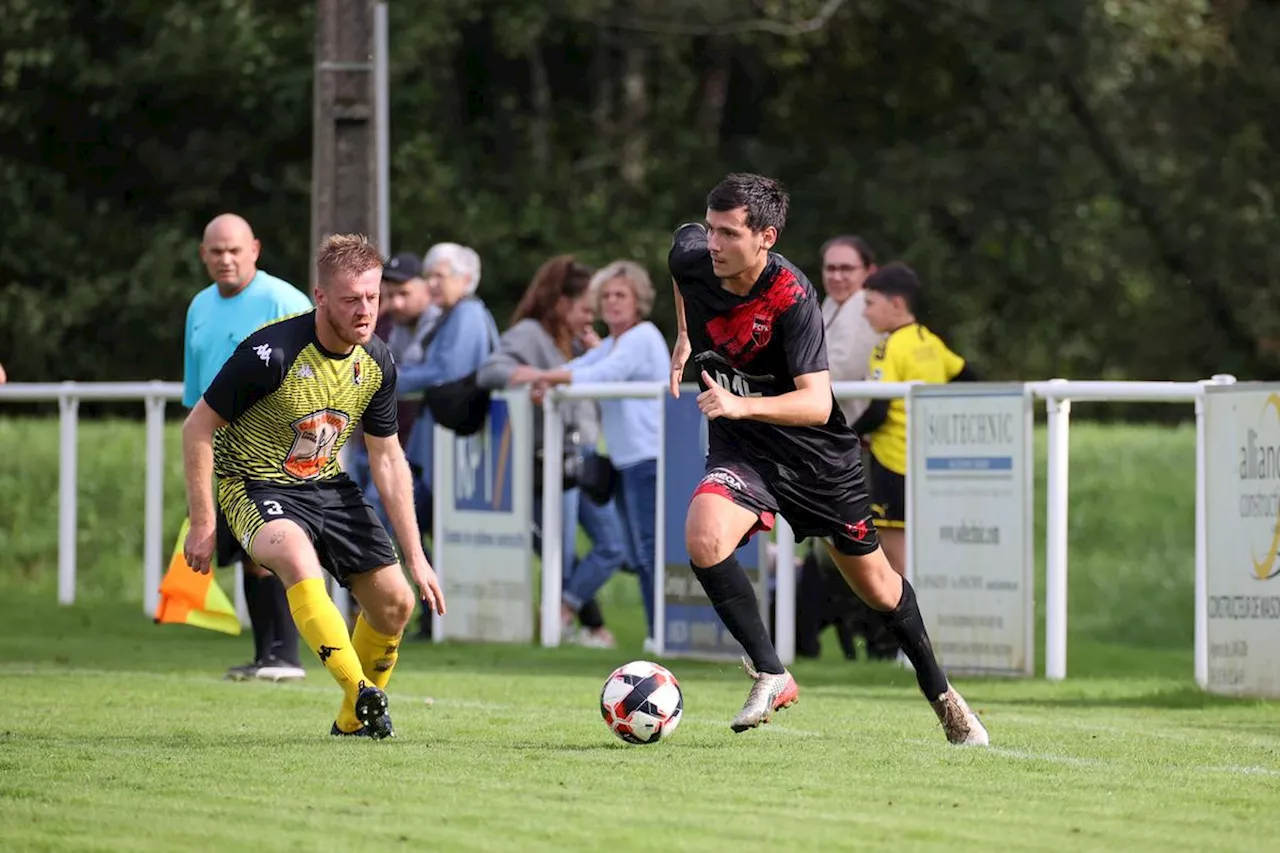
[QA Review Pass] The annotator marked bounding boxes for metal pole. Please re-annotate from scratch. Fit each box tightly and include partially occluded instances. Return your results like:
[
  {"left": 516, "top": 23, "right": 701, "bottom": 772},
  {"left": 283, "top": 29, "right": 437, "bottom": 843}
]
[
  {"left": 653, "top": 392, "right": 667, "bottom": 655},
  {"left": 57, "top": 388, "right": 79, "bottom": 605},
  {"left": 142, "top": 390, "right": 167, "bottom": 616},
  {"left": 373, "top": 2, "right": 390, "bottom": 255},
  {"left": 540, "top": 397, "right": 564, "bottom": 647},
  {"left": 1044, "top": 379, "right": 1071, "bottom": 680}
]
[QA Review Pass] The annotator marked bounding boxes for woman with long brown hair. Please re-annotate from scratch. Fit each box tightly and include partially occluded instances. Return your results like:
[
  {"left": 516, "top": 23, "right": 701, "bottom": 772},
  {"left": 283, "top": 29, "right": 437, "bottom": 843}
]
[{"left": 478, "top": 255, "right": 628, "bottom": 648}]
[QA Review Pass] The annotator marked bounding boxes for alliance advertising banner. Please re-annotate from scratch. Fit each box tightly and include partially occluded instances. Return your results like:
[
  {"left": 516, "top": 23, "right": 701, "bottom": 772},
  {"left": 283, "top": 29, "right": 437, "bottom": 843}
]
[
  {"left": 908, "top": 383, "right": 1035, "bottom": 676},
  {"left": 1203, "top": 383, "right": 1280, "bottom": 697}
]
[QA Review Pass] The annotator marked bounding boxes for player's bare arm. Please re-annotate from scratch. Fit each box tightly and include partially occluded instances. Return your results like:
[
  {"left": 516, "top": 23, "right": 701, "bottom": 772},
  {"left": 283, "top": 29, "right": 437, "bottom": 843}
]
[
  {"left": 364, "top": 432, "right": 446, "bottom": 615},
  {"left": 670, "top": 279, "right": 691, "bottom": 398},
  {"left": 697, "top": 369, "right": 832, "bottom": 427},
  {"left": 181, "top": 399, "right": 229, "bottom": 573}
]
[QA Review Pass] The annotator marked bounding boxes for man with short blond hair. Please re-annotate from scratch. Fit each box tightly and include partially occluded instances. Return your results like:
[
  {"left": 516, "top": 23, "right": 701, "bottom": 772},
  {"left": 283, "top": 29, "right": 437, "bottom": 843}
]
[{"left": 181, "top": 233, "right": 446, "bottom": 739}]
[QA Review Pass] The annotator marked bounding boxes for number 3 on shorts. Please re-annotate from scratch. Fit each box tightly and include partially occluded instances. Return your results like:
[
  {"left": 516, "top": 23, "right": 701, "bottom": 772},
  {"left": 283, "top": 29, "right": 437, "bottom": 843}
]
[{"left": 261, "top": 499, "right": 284, "bottom": 517}]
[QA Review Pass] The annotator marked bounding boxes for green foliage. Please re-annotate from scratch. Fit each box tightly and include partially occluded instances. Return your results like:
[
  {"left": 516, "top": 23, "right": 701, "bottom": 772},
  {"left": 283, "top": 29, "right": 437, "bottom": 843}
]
[{"left": 1, "top": 0, "right": 1278, "bottom": 383}]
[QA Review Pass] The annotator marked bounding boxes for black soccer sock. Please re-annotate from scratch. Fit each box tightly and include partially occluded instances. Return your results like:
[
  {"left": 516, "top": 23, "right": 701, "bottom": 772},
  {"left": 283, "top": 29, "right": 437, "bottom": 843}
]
[
  {"left": 265, "top": 572, "right": 302, "bottom": 666},
  {"left": 578, "top": 598, "right": 605, "bottom": 630},
  {"left": 692, "top": 555, "right": 785, "bottom": 675},
  {"left": 880, "top": 578, "right": 950, "bottom": 700},
  {"left": 241, "top": 568, "right": 271, "bottom": 663}
]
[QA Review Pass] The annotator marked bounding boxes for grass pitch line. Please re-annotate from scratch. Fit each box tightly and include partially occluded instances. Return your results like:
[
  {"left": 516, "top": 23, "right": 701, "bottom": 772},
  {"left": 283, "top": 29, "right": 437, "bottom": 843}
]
[
  {"left": 0, "top": 662, "right": 829, "bottom": 735},
  {"left": 905, "top": 738, "right": 1280, "bottom": 779}
]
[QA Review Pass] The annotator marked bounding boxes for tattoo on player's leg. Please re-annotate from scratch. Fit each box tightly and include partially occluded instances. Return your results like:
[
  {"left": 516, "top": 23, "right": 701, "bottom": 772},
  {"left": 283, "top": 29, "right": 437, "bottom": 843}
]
[{"left": 269, "top": 530, "right": 286, "bottom": 545}]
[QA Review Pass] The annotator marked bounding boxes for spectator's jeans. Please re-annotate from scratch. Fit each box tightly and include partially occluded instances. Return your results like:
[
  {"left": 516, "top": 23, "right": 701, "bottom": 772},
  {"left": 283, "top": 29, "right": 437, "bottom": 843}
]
[
  {"left": 546, "top": 450, "right": 627, "bottom": 616},
  {"left": 614, "top": 458, "right": 658, "bottom": 638},
  {"left": 533, "top": 487, "right": 581, "bottom": 589},
  {"left": 561, "top": 493, "right": 627, "bottom": 615}
]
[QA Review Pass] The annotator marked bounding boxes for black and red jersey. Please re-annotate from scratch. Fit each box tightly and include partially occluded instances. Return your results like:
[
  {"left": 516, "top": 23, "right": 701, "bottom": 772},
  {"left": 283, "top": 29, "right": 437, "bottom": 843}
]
[{"left": 668, "top": 223, "right": 862, "bottom": 480}]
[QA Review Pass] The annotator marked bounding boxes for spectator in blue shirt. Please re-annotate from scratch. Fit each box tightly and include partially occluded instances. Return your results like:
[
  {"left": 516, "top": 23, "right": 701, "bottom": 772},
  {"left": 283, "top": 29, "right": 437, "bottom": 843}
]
[
  {"left": 183, "top": 213, "right": 312, "bottom": 682},
  {"left": 511, "top": 260, "right": 670, "bottom": 649},
  {"left": 396, "top": 243, "right": 499, "bottom": 491},
  {"left": 390, "top": 243, "right": 498, "bottom": 637}
]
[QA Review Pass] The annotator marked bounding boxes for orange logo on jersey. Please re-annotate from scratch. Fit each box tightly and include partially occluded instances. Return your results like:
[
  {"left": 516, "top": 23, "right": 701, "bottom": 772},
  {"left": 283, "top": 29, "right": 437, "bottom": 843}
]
[{"left": 283, "top": 409, "right": 350, "bottom": 479}]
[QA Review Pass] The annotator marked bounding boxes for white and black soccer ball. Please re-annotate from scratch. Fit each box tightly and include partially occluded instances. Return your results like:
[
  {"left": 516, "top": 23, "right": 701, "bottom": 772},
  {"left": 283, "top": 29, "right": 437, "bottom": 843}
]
[{"left": 599, "top": 660, "right": 684, "bottom": 745}]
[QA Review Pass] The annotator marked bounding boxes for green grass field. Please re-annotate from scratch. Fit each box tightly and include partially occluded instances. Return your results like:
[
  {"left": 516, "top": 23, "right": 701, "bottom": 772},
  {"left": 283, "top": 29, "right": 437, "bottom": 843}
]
[{"left": 1, "top": 417, "right": 1278, "bottom": 852}]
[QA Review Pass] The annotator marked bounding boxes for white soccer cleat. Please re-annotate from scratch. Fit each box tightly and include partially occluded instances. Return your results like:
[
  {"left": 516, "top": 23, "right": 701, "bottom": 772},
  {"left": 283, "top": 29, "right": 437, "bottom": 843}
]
[
  {"left": 930, "top": 685, "right": 990, "bottom": 746},
  {"left": 730, "top": 657, "right": 799, "bottom": 732}
]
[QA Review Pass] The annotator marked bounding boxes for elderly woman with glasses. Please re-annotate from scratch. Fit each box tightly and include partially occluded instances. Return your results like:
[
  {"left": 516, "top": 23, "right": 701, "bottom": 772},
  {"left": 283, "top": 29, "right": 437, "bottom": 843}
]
[{"left": 510, "top": 260, "right": 670, "bottom": 651}]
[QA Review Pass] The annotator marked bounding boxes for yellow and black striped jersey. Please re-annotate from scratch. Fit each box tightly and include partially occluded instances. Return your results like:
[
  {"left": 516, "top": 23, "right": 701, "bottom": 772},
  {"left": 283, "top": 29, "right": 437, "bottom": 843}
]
[
  {"left": 203, "top": 311, "right": 398, "bottom": 484},
  {"left": 866, "top": 322, "right": 965, "bottom": 475}
]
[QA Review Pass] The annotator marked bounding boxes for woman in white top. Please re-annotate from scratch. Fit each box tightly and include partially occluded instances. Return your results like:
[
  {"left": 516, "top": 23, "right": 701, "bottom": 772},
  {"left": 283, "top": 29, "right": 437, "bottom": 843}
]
[{"left": 513, "top": 260, "right": 671, "bottom": 649}]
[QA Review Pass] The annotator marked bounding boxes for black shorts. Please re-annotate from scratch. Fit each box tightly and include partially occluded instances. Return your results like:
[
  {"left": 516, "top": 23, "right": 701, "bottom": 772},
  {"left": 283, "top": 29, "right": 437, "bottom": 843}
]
[
  {"left": 216, "top": 475, "right": 399, "bottom": 587},
  {"left": 692, "top": 450, "right": 879, "bottom": 556},
  {"left": 215, "top": 508, "right": 247, "bottom": 568},
  {"left": 867, "top": 453, "right": 906, "bottom": 529}
]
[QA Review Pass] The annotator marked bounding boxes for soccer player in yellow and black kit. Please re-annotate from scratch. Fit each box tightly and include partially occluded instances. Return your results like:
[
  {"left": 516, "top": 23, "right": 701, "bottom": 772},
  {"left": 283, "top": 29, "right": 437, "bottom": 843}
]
[
  {"left": 181, "top": 233, "right": 445, "bottom": 739},
  {"left": 854, "top": 261, "right": 977, "bottom": 581}
]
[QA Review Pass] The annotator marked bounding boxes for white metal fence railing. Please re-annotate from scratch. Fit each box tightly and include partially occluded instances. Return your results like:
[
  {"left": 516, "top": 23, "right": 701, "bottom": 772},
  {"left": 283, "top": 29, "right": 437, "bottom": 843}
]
[{"left": 0, "top": 375, "right": 1235, "bottom": 681}]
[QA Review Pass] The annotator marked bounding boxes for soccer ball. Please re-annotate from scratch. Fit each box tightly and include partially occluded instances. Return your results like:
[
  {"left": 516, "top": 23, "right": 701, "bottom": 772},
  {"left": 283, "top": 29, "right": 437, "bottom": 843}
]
[{"left": 599, "top": 660, "right": 684, "bottom": 745}]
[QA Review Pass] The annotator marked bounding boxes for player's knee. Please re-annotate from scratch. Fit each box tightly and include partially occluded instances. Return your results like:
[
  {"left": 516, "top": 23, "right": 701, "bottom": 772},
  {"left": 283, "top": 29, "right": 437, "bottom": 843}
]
[
  {"left": 249, "top": 521, "right": 320, "bottom": 587},
  {"left": 370, "top": 580, "right": 416, "bottom": 633},
  {"left": 686, "top": 525, "right": 731, "bottom": 568},
  {"left": 245, "top": 560, "right": 272, "bottom": 579}
]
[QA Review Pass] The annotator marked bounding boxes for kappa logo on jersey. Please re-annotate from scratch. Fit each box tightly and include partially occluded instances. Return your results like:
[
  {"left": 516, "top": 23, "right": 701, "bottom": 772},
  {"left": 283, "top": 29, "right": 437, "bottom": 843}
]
[
  {"left": 704, "top": 267, "right": 804, "bottom": 366},
  {"left": 254, "top": 343, "right": 272, "bottom": 365},
  {"left": 283, "top": 409, "right": 351, "bottom": 479},
  {"left": 846, "top": 519, "right": 870, "bottom": 542},
  {"left": 297, "top": 365, "right": 314, "bottom": 379}
]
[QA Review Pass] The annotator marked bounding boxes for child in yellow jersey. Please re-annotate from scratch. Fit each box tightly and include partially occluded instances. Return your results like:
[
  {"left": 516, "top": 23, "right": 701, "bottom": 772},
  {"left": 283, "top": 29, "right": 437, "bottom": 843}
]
[{"left": 852, "top": 262, "right": 977, "bottom": 578}]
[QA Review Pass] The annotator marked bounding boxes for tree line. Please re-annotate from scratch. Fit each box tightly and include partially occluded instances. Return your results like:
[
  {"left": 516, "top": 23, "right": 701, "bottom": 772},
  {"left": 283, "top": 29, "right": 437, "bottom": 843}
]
[{"left": 2, "top": 0, "right": 1276, "bottom": 406}]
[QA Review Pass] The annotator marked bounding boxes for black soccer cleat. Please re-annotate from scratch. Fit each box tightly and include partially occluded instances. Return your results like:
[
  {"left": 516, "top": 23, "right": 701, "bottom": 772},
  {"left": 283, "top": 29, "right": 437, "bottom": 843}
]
[
  {"left": 354, "top": 684, "right": 395, "bottom": 740},
  {"left": 330, "top": 721, "right": 370, "bottom": 737}
]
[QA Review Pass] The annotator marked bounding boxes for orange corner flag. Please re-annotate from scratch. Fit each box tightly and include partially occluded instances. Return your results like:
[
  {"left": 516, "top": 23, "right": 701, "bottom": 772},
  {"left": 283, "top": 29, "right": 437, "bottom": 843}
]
[{"left": 153, "top": 518, "right": 243, "bottom": 635}]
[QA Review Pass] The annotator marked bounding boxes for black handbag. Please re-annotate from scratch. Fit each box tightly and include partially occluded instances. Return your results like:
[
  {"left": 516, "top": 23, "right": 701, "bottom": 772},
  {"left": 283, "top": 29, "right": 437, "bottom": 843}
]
[
  {"left": 422, "top": 373, "right": 492, "bottom": 437},
  {"left": 415, "top": 298, "right": 499, "bottom": 437},
  {"left": 534, "top": 429, "right": 618, "bottom": 506}
]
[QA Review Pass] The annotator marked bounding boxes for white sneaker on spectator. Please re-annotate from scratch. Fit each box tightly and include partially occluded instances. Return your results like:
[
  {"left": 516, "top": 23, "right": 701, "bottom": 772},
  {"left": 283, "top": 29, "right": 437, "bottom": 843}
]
[{"left": 575, "top": 627, "right": 616, "bottom": 649}]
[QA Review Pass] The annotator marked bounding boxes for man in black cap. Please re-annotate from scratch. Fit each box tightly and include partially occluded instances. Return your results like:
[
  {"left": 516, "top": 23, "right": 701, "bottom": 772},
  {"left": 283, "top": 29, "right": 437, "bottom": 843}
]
[{"left": 346, "top": 251, "right": 438, "bottom": 538}]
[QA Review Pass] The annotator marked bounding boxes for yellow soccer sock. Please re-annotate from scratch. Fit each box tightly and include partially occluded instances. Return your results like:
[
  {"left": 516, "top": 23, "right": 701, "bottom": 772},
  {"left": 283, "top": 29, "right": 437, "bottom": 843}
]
[
  {"left": 353, "top": 612, "right": 402, "bottom": 689},
  {"left": 286, "top": 578, "right": 369, "bottom": 731},
  {"left": 335, "top": 612, "right": 403, "bottom": 731}
]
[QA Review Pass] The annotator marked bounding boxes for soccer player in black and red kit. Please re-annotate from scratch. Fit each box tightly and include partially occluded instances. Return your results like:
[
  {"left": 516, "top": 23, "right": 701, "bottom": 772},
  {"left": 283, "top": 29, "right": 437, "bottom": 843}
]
[{"left": 668, "top": 173, "right": 988, "bottom": 745}]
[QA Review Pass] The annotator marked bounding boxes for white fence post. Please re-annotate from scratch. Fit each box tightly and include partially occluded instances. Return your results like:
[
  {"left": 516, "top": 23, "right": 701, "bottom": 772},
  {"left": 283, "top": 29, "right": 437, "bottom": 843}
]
[
  {"left": 1044, "top": 379, "right": 1071, "bottom": 681},
  {"left": 143, "top": 388, "right": 167, "bottom": 615},
  {"left": 540, "top": 395, "right": 565, "bottom": 647},
  {"left": 1194, "top": 373, "right": 1237, "bottom": 687},
  {"left": 773, "top": 517, "right": 796, "bottom": 665},
  {"left": 57, "top": 386, "right": 80, "bottom": 606}
]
